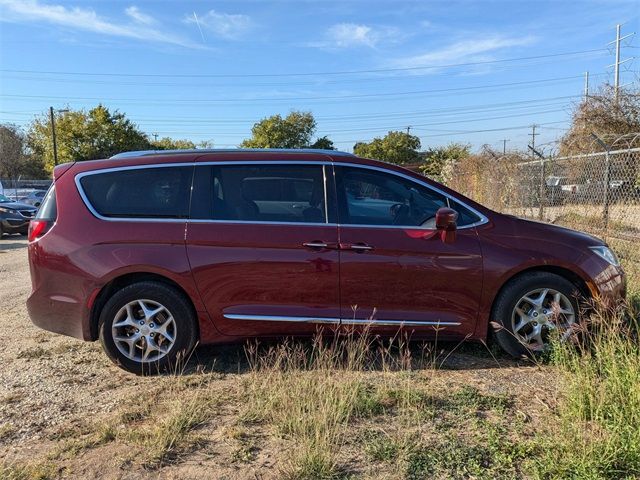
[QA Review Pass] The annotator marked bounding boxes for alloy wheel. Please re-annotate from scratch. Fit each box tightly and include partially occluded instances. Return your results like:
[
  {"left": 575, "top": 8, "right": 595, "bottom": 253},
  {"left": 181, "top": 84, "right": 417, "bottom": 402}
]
[
  {"left": 111, "top": 299, "right": 177, "bottom": 362},
  {"left": 511, "top": 288, "right": 575, "bottom": 351}
]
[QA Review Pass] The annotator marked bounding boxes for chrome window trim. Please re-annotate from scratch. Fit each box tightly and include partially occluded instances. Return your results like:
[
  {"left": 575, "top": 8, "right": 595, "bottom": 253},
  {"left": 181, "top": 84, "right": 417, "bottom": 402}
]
[
  {"left": 223, "top": 313, "right": 460, "bottom": 327},
  {"left": 74, "top": 160, "right": 489, "bottom": 229},
  {"left": 335, "top": 163, "right": 488, "bottom": 230},
  {"left": 75, "top": 163, "right": 195, "bottom": 223}
]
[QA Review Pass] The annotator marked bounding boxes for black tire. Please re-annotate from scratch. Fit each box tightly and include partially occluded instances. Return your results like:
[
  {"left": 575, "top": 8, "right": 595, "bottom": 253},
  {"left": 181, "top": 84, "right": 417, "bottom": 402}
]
[
  {"left": 99, "top": 281, "right": 197, "bottom": 375},
  {"left": 491, "top": 272, "right": 581, "bottom": 358}
]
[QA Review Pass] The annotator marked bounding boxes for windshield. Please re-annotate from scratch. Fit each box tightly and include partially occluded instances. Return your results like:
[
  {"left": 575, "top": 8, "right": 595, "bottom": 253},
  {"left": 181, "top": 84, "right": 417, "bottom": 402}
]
[{"left": 0, "top": 194, "right": 11, "bottom": 203}]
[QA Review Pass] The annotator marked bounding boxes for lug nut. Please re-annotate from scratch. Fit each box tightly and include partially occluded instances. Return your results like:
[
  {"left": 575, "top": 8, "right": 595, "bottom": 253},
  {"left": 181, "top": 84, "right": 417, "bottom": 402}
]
[
  {"left": 139, "top": 321, "right": 144, "bottom": 325},
  {"left": 533, "top": 312, "right": 538, "bottom": 317},
  {"left": 135, "top": 329, "right": 139, "bottom": 333},
  {"left": 532, "top": 322, "right": 538, "bottom": 326},
  {"left": 149, "top": 323, "right": 154, "bottom": 328},
  {"left": 150, "top": 333, "right": 155, "bottom": 338}
]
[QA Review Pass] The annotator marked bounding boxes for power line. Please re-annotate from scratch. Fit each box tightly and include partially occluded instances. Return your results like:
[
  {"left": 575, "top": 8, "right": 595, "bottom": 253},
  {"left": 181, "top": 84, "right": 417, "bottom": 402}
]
[
  {"left": 0, "top": 75, "right": 591, "bottom": 105},
  {"left": 0, "top": 49, "right": 608, "bottom": 79},
  {"left": 0, "top": 94, "right": 581, "bottom": 122}
]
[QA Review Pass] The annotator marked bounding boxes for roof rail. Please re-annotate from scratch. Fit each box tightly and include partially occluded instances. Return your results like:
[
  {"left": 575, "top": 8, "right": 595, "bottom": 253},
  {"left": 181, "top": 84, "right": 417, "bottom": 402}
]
[{"left": 110, "top": 148, "right": 354, "bottom": 159}]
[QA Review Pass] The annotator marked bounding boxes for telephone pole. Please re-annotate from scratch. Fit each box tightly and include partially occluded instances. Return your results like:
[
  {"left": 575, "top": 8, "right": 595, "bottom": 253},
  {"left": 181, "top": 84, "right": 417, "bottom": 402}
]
[
  {"left": 528, "top": 124, "right": 538, "bottom": 153},
  {"left": 49, "top": 107, "right": 69, "bottom": 166},
  {"left": 501, "top": 139, "right": 509, "bottom": 155},
  {"left": 608, "top": 24, "right": 634, "bottom": 104},
  {"left": 584, "top": 71, "right": 589, "bottom": 99},
  {"left": 406, "top": 126, "right": 412, "bottom": 136},
  {"left": 49, "top": 107, "right": 58, "bottom": 166}
]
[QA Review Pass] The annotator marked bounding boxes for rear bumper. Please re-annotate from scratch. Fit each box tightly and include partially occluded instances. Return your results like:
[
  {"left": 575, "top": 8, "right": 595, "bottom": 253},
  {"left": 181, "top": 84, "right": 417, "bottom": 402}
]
[{"left": 27, "top": 288, "right": 91, "bottom": 341}]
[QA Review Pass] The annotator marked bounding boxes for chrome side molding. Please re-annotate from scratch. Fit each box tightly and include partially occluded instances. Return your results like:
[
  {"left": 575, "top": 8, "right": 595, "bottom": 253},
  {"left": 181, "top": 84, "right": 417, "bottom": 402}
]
[{"left": 223, "top": 313, "right": 460, "bottom": 327}]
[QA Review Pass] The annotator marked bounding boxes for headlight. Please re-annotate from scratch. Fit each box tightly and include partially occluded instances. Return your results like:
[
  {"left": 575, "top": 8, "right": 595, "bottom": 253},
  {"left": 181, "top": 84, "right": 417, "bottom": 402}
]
[
  {"left": 590, "top": 246, "right": 620, "bottom": 266},
  {"left": 0, "top": 207, "right": 15, "bottom": 214}
]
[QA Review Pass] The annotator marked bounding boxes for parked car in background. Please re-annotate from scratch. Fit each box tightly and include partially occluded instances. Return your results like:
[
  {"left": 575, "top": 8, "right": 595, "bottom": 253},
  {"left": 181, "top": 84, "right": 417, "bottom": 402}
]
[
  {"left": 27, "top": 149, "right": 626, "bottom": 374},
  {"left": 20, "top": 190, "right": 48, "bottom": 208},
  {"left": 0, "top": 193, "right": 37, "bottom": 237}
]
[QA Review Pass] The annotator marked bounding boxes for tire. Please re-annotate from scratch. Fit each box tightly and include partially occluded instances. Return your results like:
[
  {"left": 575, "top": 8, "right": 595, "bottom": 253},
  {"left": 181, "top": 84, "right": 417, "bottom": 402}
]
[
  {"left": 99, "top": 281, "right": 197, "bottom": 375},
  {"left": 491, "top": 272, "right": 581, "bottom": 358}
]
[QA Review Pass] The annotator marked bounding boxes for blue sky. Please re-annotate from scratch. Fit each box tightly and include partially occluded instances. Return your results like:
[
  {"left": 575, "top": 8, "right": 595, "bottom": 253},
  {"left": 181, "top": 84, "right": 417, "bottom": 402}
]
[{"left": 0, "top": 0, "right": 638, "bottom": 153}]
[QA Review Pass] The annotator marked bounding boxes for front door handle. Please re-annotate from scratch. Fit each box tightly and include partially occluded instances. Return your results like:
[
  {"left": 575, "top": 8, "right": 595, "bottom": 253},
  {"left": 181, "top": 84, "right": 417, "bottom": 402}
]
[{"left": 303, "top": 241, "right": 329, "bottom": 249}]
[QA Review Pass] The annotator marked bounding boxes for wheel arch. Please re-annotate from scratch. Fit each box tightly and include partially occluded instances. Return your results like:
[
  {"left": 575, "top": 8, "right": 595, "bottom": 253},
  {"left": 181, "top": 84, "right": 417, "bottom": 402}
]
[
  {"left": 89, "top": 272, "right": 199, "bottom": 341},
  {"left": 488, "top": 265, "right": 591, "bottom": 334}
]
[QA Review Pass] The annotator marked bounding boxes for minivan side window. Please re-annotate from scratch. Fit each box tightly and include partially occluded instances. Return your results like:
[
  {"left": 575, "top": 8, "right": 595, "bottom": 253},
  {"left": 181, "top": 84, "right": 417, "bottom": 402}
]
[
  {"left": 336, "top": 166, "right": 480, "bottom": 228},
  {"left": 191, "top": 164, "right": 328, "bottom": 224},
  {"left": 79, "top": 166, "right": 193, "bottom": 219}
]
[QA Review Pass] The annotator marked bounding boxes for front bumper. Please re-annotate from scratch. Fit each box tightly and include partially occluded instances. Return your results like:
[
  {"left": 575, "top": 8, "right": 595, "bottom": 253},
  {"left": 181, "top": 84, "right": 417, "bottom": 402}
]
[
  {"left": 587, "top": 262, "right": 626, "bottom": 307},
  {"left": 1, "top": 218, "right": 30, "bottom": 233}
]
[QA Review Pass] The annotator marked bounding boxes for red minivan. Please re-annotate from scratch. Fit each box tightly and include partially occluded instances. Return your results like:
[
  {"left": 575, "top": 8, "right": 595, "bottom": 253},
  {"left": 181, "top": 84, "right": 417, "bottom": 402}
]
[{"left": 27, "top": 149, "right": 626, "bottom": 373}]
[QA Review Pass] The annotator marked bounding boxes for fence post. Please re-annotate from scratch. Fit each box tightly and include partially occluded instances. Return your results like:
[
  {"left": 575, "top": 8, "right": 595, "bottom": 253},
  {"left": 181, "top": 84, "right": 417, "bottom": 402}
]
[
  {"left": 528, "top": 145, "right": 546, "bottom": 221},
  {"left": 538, "top": 157, "right": 545, "bottom": 220},
  {"left": 603, "top": 150, "right": 611, "bottom": 232},
  {"left": 590, "top": 133, "right": 612, "bottom": 234}
]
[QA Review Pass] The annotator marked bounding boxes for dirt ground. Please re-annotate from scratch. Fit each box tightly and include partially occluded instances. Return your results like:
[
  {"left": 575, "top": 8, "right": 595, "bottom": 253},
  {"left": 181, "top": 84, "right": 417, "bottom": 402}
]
[{"left": 0, "top": 236, "right": 558, "bottom": 479}]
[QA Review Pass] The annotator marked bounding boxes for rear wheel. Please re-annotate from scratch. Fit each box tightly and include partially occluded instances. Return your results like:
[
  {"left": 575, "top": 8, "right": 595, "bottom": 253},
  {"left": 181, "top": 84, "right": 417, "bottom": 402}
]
[
  {"left": 99, "top": 281, "right": 197, "bottom": 374},
  {"left": 491, "top": 272, "right": 580, "bottom": 358}
]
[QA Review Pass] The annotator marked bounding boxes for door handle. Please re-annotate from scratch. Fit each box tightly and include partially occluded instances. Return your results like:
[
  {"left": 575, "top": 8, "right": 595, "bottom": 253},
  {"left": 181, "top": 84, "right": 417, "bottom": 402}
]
[
  {"left": 349, "top": 243, "right": 374, "bottom": 252},
  {"left": 303, "top": 241, "right": 329, "bottom": 249}
]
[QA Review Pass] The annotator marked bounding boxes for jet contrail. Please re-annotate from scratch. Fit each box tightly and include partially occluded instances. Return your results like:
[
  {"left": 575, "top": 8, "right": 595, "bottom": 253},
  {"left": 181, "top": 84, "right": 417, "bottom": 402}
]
[{"left": 193, "top": 12, "right": 206, "bottom": 43}]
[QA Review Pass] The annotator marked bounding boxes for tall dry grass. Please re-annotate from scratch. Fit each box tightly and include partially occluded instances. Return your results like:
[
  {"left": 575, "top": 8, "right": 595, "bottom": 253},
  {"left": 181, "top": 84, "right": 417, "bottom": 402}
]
[
  {"left": 534, "top": 299, "right": 640, "bottom": 479},
  {"left": 240, "top": 326, "right": 432, "bottom": 479}
]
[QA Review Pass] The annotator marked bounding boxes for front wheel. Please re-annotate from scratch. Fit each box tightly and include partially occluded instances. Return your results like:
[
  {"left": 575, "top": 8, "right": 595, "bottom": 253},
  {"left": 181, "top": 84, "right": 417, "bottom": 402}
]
[
  {"left": 99, "top": 281, "right": 197, "bottom": 374},
  {"left": 491, "top": 272, "right": 580, "bottom": 358}
]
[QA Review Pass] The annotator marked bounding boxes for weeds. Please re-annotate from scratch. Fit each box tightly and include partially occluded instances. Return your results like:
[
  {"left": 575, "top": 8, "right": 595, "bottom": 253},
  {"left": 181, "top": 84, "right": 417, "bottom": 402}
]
[{"left": 534, "top": 299, "right": 640, "bottom": 478}]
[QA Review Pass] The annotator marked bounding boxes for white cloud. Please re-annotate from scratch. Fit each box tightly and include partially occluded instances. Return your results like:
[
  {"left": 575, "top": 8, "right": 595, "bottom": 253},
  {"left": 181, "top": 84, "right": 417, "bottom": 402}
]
[
  {"left": 186, "top": 9, "right": 252, "bottom": 40},
  {"left": 328, "top": 23, "right": 376, "bottom": 47},
  {"left": 124, "top": 6, "right": 155, "bottom": 26},
  {"left": 309, "top": 23, "right": 401, "bottom": 49},
  {"left": 394, "top": 35, "right": 536, "bottom": 69},
  {"left": 0, "top": 0, "right": 202, "bottom": 48}
]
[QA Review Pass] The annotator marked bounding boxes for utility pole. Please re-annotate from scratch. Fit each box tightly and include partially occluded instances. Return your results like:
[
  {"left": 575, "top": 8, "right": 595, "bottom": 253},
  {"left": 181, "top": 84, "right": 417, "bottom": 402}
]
[
  {"left": 49, "top": 107, "right": 69, "bottom": 166},
  {"left": 608, "top": 24, "right": 634, "bottom": 104},
  {"left": 528, "top": 124, "right": 538, "bottom": 154},
  {"left": 584, "top": 71, "right": 589, "bottom": 99},
  {"left": 152, "top": 133, "right": 159, "bottom": 142},
  {"left": 406, "top": 126, "right": 412, "bottom": 136},
  {"left": 49, "top": 107, "right": 58, "bottom": 166},
  {"left": 501, "top": 139, "right": 509, "bottom": 155}
]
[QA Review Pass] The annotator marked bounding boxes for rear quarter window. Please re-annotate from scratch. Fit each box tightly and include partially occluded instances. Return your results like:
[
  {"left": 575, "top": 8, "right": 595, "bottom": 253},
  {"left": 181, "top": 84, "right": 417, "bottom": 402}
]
[
  {"left": 35, "top": 185, "right": 57, "bottom": 220},
  {"left": 78, "top": 166, "right": 193, "bottom": 219}
]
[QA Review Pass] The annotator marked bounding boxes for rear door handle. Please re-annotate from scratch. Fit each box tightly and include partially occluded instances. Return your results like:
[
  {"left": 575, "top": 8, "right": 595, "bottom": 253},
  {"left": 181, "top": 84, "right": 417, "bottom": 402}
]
[{"left": 348, "top": 243, "right": 374, "bottom": 252}]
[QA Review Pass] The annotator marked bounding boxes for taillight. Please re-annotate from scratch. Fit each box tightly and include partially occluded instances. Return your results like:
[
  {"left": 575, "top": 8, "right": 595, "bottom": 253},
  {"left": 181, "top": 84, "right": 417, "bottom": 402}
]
[{"left": 28, "top": 219, "right": 50, "bottom": 242}]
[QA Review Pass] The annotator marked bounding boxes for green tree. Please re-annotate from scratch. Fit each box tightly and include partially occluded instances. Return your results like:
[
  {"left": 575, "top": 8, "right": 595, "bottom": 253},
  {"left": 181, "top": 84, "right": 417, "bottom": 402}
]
[
  {"left": 27, "top": 105, "right": 151, "bottom": 172},
  {"left": 241, "top": 111, "right": 332, "bottom": 149},
  {"left": 150, "top": 137, "right": 197, "bottom": 150},
  {"left": 419, "top": 143, "right": 471, "bottom": 182},
  {"left": 353, "top": 131, "right": 422, "bottom": 165},
  {"left": 309, "top": 135, "right": 335, "bottom": 150}
]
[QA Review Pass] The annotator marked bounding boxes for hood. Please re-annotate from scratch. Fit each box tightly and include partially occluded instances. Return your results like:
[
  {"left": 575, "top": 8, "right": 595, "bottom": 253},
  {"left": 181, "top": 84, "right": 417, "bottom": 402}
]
[
  {"left": 503, "top": 214, "right": 605, "bottom": 248},
  {"left": 0, "top": 201, "right": 37, "bottom": 210}
]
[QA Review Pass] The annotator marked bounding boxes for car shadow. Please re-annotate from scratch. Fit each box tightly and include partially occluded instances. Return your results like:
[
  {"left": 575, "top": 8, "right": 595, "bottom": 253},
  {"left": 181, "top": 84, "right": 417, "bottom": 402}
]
[
  {"left": 0, "top": 239, "right": 28, "bottom": 252},
  {"left": 180, "top": 338, "right": 531, "bottom": 376}
]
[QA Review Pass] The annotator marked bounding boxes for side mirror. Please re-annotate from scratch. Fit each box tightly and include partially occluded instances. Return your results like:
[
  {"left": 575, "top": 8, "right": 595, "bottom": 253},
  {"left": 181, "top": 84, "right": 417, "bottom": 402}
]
[{"left": 435, "top": 207, "right": 458, "bottom": 243}]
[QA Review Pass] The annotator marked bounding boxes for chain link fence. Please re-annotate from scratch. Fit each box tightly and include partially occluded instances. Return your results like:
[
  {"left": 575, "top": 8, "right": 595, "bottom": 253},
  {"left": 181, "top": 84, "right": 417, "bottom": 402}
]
[{"left": 446, "top": 134, "right": 640, "bottom": 291}]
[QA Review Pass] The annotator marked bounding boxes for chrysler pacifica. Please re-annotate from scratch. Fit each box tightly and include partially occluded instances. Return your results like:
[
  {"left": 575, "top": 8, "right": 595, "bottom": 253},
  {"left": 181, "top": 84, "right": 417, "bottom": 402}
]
[{"left": 27, "top": 149, "right": 626, "bottom": 373}]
